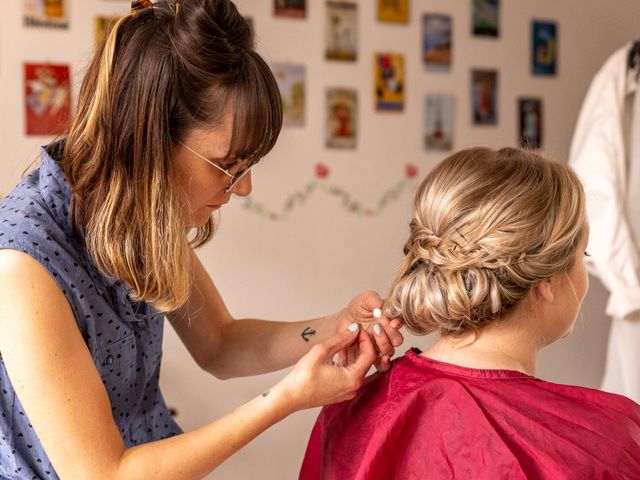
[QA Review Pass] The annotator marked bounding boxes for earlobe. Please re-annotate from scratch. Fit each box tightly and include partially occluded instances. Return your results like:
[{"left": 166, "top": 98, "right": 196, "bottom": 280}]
[{"left": 535, "top": 279, "right": 554, "bottom": 303}]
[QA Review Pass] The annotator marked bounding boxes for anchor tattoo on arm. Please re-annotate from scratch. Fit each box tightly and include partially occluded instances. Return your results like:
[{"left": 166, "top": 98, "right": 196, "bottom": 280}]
[{"left": 301, "top": 326, "right": 316, "bottom": 342}]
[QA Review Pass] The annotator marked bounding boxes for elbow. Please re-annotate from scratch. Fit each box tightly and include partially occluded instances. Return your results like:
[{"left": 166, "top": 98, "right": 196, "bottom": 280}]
[
  {"left": 197, "top": 353, "right": 236, "bottom": 380},
  {"left": 205, "top": 364, "right": 234, "bottom": 380},
  {"left": 191, "top": 321, "right": 239, "bottom": 380}
]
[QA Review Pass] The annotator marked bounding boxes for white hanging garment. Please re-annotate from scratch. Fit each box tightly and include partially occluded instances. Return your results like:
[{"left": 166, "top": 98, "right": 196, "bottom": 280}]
[{"left": 569, "top": 42, "right": 640, "bottom": 402}]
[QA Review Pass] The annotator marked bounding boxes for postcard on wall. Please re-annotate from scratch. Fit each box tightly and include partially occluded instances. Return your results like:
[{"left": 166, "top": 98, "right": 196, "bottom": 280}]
[
  {"left": 326, "top": 2, "right": 358, "bottom": 62},
  {"left": 471, "top": 69, "right": 498, "bottom": 125},
  {"left": 425, "top": 94, "right": 454, "bottom": 151},
  {"left": 518, "top": 97, "right": 543, "bottom": 149},
  {"left": 274, "top": 0, "right": 306, "bottom": 18},
  {"left": 272, "top": 63, "right": 306, "bottom": 127},
  {"left": 374, "top": 53, "right": 405, "bottom": 111},
  {"left": 532, "top": 20, "right": 557, "bottom": 76},
  {"left": 422, "top": 14, "right": 452, "bottom": 69},
  {"left": 95, "top": 16, "right": 118, "bottom": 49},
  {"left": 472, "top": 0, "right": 499, "bottom": 37},
  {"left": 24, "top": 0, "right": 69, "bottom": 29},
  {"left": 326, "top": 88, "right": 357, "bottom": 149},
  {"left": 377, "top": 0, "right": 409, "bottom": 24},
  {"left": 24, "top": 63, "right": 71, "bottom": 136}
]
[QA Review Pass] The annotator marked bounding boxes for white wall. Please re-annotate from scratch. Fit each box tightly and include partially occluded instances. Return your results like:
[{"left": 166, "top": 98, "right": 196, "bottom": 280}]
[{"left": 1, "top": 1, "right": 639, "bottom": 479}]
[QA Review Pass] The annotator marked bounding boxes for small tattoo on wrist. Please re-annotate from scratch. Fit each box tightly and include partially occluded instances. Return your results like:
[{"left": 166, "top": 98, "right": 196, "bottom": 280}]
[
  {"left": 261, "top": 390, "right": 270, "bottom": 398},
  {"left": 301, "top": 327, "right": 316, "bottom": 342}
]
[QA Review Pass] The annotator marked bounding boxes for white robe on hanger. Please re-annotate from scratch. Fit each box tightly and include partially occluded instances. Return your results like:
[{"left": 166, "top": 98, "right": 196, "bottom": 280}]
[{"left": 569, "top": 42, "right": 640, "bottom": 403}]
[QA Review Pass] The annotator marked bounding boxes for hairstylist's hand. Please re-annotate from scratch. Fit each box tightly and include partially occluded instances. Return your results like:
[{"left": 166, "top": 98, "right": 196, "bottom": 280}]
[
  {"left": 335, "top": 291, "right": 404, "bottom": 372},
  {"left": 278, "top": 325, "right": 377, "bottom": 411}
]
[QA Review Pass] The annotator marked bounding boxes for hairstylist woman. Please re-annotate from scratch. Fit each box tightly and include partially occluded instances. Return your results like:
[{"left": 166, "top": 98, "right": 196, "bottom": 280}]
[{"left": 0, "top": 1, "right": 403, "bottom": 478}]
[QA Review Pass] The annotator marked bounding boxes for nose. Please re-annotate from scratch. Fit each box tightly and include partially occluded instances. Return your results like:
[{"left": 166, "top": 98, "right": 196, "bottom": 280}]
[{"left": 230, "top": 170, "right": 252, "bottom": 197}]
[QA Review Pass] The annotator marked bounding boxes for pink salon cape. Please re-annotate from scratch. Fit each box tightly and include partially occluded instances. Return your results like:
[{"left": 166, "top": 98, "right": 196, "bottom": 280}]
[{"left": 300, "top": 348, "right": 640, "bottom": 480}]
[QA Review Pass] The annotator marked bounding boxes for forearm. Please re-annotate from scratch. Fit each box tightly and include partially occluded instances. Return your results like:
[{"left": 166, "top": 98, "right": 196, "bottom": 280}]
[
  {"left": 117, "top": 383, "right": 293, "bottom": 480},
  {"left": 208, "top": 314, "right": 340, "bottom": 378}
]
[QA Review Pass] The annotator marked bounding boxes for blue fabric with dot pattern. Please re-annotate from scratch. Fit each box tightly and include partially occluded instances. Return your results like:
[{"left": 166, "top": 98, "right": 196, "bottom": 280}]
[{"left": 0, "top": 144, "right": 182, "bottom": 479}]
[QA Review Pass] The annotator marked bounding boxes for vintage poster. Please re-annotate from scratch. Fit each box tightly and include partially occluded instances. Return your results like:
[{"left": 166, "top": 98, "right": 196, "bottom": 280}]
[
  {"left": 24, "top": 0, "right": 69, "bottom": 29},
  {"left": 471, "top": 69, "right": 498, "bottom": 125},
  {"left": 518, "top": 97, "right": 543, "bottom": 149},
  {"left": 272, "top": 63, "right": 306, "bottom": 127},
  {"left": 425, "top": 94, "right": 454, "bottom": 151},
  {"left": 374, "top": 53, "right": 405, "bottom": 111},
  {"left": 326, "top": 88, "right": 357, "bottom": 149},
  {"left": 472, "top": 0, "right": 499, "bottom": 37},
  {"left": 532, "top": 20, "right": 557, "bottom": 75},
  {"left": 377, "top": 0, "right": 409, "bottom": 24},
  {"left": 326, "top": 2, "right": 358, "bottom": 62},
  {"left": 422, "top": 14, "right": 452, "bottom": 68},
  {"left": 95, "top": 16, "right": 118, "bottom": 49},
  {"left": 274, "top": 0, "right": 306, "bottom": 18},
  {"left": 24, "top": 63, "right": 72, "bottom": 136}
]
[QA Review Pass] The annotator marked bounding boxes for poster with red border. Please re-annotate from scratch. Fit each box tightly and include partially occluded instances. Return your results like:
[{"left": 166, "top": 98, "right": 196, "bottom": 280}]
[
  {"left": 24, "top": 63, "right": 72, "bottom": 136},
  {"left": 274, "top": 0, "right": 306, "bottom": 18}
]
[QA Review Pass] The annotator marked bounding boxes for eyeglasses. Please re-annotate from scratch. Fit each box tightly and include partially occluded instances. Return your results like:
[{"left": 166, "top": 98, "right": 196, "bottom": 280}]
[{"left": 177, "top": 140, "right": 254, "bottom": 193}]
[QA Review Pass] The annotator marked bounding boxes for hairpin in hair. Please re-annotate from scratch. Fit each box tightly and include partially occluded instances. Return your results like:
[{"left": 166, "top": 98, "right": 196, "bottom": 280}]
[{"left": 131, "top": 0, "right": 154, "bottom": 18}]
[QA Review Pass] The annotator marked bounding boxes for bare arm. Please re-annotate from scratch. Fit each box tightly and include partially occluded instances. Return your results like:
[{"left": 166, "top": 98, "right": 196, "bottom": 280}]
[
  {"left": 0, "top": 250, "right": 375, "bottom": 480},
  {"left": 167, "top": 251, "right": 403, "bottom": 378}
]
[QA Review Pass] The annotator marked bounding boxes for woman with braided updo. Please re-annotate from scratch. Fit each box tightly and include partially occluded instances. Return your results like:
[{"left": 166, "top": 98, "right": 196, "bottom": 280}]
[
  {"left": 301, "top": 147, "right": 640, "bottom": 479},
  {"left": 0, "top": 1, "right": 405, "bottom": 479}
]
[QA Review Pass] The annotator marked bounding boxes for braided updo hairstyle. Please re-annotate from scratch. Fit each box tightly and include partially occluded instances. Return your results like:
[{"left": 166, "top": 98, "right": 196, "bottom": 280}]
[{"left": 383, "top": 147, "right": 586, "bottom": 336}]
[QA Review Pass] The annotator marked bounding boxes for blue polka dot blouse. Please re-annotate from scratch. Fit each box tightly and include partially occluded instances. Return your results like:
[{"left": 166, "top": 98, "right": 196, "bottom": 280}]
[{"left": 0, "top": 142, "right": 182, "bottom": 479}]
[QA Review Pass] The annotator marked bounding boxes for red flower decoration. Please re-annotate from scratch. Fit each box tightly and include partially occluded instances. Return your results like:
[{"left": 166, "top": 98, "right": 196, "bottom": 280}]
[
  {"left": 315, "top": 163, "right": 330, "bottom": 179},
  {"left": 406, "top": 164, "right": 418, "bottom": 179},
  {"left": 269, "top": 212, "right": 279, "bottom": 221}
]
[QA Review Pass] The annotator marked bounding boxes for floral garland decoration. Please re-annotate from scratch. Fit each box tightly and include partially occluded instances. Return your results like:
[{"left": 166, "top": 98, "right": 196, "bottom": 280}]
[{"left": 242, "top": 163, "right": 419, "bottom": 220}]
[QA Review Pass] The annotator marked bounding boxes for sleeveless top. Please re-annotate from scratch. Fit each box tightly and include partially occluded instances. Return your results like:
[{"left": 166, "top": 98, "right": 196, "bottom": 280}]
[{"left": 0, "top": 142, "right": 182, "bottom": 479}]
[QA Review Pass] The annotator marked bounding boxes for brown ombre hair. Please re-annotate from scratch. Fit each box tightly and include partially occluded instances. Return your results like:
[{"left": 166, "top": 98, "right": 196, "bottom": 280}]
[{"left": 63, "top": 0, "right": 282, "bottom": 312}]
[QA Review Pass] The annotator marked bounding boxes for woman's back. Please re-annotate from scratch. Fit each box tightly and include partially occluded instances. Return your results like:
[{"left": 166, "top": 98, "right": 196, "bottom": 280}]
[
  {"left": 302, "top": 147, "right": 640, "bottom": 478},
  {"left": 300, "top": 349, "right": 640, "bottom": 479}
]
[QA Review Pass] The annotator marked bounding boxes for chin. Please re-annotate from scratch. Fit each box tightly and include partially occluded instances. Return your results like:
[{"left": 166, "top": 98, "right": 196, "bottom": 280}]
[
  {"left": 560, "top": 327, "right": 574, "bottom": 339},
  {"left": 183, "top": 211, "right": 213, "bottom": 229}
]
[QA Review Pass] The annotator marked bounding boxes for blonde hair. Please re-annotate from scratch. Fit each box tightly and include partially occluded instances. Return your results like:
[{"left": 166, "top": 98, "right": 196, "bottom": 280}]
[
  {"left": 62, "top": 0, "right": 282, "bottom": 312},
  {"left": 383, "top": 147, "right": 586, "bottom": 336}
]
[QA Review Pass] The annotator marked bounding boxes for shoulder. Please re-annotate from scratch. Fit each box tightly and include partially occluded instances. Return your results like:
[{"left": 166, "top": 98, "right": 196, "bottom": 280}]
[
  {"left": 318, "top": 358, "right": 406, "bottom": 427},
  {"left": 538, "top": 379, "right": 640, "bottom": 418},
  {"left": 0, "top": 248, "right": 66, "bottom": 300},
  {"left": 0, "top": 249, "right": 74, "bottom": 341},
  {"left": 0, "top": 162, "right": 90, "bottom": 291},
  {"left": 0, "top": 167, "right": 67, "bottom": 249}
]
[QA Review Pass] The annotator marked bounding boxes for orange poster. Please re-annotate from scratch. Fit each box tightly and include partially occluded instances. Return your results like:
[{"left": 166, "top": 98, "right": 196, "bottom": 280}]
[{"left": 24, "top": 0, "right": 69, "bottom": 29}]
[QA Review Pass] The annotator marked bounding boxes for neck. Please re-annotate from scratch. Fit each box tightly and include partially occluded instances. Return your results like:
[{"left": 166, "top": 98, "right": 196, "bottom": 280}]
[{"left": 423, "top": 308, "right": 545, "bottom": 376}]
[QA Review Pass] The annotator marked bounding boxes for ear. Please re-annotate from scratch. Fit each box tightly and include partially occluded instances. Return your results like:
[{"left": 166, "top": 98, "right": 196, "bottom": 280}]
[{"left": 533, "top": 278, "right": 554, "bottom": 303}]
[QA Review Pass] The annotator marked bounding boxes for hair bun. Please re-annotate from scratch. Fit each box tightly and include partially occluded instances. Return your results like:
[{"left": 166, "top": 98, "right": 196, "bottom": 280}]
[{"left": 385, "top": 147, "right": 586, "bottom": 337}]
